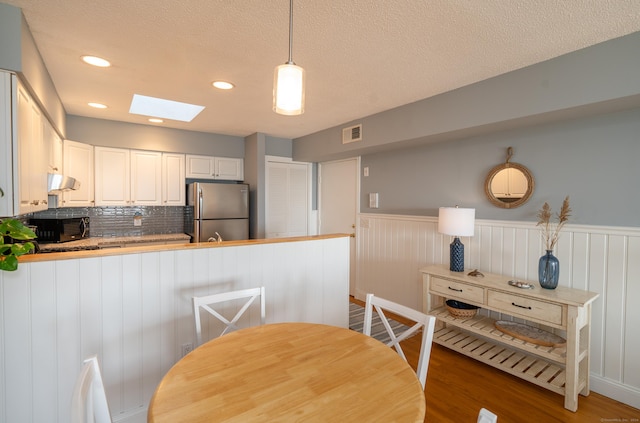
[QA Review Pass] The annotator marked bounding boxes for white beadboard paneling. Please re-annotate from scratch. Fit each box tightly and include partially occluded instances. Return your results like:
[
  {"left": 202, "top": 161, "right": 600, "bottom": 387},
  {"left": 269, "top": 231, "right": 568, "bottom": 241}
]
[
  {"left": 55, "top": 258, "right": 83, "bottom": 423},
  {"left": 3, "top": 267, "right": 32, "bottom": 423},
  {"left": 102, "top": 255, "right": 124, "bottom": 414},
  {"left": 0, "top": 237, "right": 349, "bottom": 422},
  {"left": 604, "top": 235, "right": 627, "bottom": 382},
  {"left": 356, "top": 212, "right": 640, "bottom": 409},
  {"left": 31, "top": 261, "right": 58, "bottom": 422},
  {"left": 140, "top": 252, "right": 162, "bottom": 409},
  {"left": 625, "top": 236, "right": 640, "bottom": 388},
  {"left": 122, "top": 254, "right": 143, "bottom": 412}
]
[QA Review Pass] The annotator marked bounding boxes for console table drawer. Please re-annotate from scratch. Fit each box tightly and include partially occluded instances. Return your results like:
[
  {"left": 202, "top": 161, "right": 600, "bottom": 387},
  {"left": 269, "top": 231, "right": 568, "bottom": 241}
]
[
  {"left": 430, "top": 277, "right": 484, "bottom": 304},
  {"left": 487, "top": 291, "right": 563, "bottom": 326}
]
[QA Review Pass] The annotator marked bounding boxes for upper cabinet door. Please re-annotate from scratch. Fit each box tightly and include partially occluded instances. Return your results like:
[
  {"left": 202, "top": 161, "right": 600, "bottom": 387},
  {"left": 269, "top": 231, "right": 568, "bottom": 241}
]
[
  {"left": 94, "top": 146, "right": 130, "bottom": 206},
  {"left": 131, "top": 149, "right": 162, "bottom": 205},
  {"left": 16, "top": 82, "right": 48, "bottom": 214},
  {"left": 185, "top": 155, "right": 215, "bottom": 178},
  {"left": 214, "top": 157, "right": 244, "bottom": 181},
  {"left": 162, "top": 153, "right": 185, "bottom": 205},
  {"left": 0, "top": 72, "right": 12, "bottom": 216},
  {"left": 45, "top": 120, "right": 63, "bottom": 173},
  {"left": 186, "top": 154, "right": 244, "bottom": 181},
  {"left": 62, "top": 140, "right": 94, "bottom": 207}
]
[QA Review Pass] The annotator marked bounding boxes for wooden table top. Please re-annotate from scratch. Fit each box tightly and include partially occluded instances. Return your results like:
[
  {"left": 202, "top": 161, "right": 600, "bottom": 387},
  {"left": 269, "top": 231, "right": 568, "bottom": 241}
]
[{"left": 148, "top": 322, "right": 425, "bottom": 423}]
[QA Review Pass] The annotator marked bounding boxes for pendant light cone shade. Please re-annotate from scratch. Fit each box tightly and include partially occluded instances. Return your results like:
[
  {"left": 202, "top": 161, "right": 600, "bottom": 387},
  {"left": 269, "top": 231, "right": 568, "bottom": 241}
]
[
  {"left": 273, "top": 0, "right": 305, "bottom": 115},
  {"left": 273, "top": 63, "right": 305, "bottom": 115}
]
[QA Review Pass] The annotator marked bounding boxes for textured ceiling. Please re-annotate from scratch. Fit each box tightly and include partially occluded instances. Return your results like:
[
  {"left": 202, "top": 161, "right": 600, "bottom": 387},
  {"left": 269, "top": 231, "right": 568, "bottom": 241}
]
[{"left": 4, "top": 0, "right": 640, "bottom": 139}]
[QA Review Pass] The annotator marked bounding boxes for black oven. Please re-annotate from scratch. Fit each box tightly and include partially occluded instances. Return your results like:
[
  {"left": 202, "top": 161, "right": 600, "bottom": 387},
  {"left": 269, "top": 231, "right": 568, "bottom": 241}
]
[{"left": 30, "top": 217, "right": 89, "bottom": 243}]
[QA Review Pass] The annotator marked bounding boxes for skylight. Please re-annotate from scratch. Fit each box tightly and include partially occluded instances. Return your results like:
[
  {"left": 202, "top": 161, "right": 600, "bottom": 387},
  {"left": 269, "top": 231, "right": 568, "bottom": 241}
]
[{"left": 129, "top": 94, "right": 205, "bottom": 122}]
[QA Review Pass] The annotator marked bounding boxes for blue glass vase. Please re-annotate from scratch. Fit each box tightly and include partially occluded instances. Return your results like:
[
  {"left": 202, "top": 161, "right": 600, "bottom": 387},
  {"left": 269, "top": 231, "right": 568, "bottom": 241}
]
[{"left": 538, "top": 250, "right": 559, "bottom": 289}]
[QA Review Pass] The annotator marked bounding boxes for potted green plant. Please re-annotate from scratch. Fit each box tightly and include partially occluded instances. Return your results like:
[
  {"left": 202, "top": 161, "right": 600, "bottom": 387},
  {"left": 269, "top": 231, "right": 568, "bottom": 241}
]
[{"left": 0, "top": 188, "right": 37, "bottom": 271}]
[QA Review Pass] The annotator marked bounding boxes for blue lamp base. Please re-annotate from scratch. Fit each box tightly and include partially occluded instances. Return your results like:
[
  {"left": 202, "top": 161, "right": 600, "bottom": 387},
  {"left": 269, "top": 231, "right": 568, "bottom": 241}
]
[{"left": 450, "top": 237, "right": 465, "bottom": 272}]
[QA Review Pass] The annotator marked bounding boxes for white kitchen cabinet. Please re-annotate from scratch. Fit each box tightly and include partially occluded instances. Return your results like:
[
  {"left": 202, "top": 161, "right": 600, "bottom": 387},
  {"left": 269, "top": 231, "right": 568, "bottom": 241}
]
[
  {"left": 131, "top": 149, "right": 162, "bottom": 205},
  {"left": 185, "top": 154, "right": 244, "bottom": 181},
  {"left": 62, "top": 140, "right": 94, "bottom": 207},
  {"left": 18, "top": 81, "right": 48, "bottom": 214},
  {"left": 265, "top": 158, "right": 311, "bottom": 238},
  {"left": 162, "top": 153, "right": 185, "bottom": 205},
  {"left": 95, "top": 147, "right": 163, "bottom": 206},
  {"left": 0, "top": 72, "right": 12, "bottom": 216},
  {"left": 0, "top": 74, "right": 50, "bottom": 216},
  {"left": 45, "top": 120, "right": 63, "bottom": 173},
  {"left": 95, "top": 146, "right": 130, "bottom": 206}
]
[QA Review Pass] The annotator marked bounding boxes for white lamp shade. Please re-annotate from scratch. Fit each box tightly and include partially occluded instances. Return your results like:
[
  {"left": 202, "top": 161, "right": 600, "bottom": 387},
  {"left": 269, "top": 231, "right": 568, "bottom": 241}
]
[
  {"left": 273, "top": 63, "right": 305, "bottom": 115},
  {"left": 438, "top": 207, "right": 475, "bottom": 237}
]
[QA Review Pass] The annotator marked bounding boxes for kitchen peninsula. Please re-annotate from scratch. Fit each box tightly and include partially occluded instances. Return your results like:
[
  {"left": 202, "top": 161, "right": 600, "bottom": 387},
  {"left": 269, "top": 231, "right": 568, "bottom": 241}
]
[{"left": 2, "top": 234, "right": 349, "bottom": 423}]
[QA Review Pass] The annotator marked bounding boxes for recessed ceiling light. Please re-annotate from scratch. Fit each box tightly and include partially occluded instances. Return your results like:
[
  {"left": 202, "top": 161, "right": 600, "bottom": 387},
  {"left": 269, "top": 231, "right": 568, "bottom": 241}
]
[
  {"left": 149, "top": 118, "right": 164, "bottom": 123},
  {"left": 88, "top": 102, "right": 107, "bottom": 109},
  {"left": 212, "top": 81, "right": 234, "bottom": 90},
  {"left": 81, "top": 55, "right": 111, "bottom": 67},
  {"left": 129, "top": 94, "right": 205, "bottom": 122}
]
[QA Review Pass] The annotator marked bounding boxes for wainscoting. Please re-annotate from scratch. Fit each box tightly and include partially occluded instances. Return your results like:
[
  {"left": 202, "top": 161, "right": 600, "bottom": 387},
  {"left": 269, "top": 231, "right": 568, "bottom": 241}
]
[
  {"left": 355, "top": 213, "right": 640, "bottom": 409},
  {"left": 0, "top": 237, "right": 349, "bottom": 423}
]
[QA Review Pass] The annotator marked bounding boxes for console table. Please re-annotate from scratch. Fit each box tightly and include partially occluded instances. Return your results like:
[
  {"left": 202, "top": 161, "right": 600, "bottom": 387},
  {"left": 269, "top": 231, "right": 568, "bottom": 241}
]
[{"left": 420, "top": 264, "right": 599, "bottom": 412}]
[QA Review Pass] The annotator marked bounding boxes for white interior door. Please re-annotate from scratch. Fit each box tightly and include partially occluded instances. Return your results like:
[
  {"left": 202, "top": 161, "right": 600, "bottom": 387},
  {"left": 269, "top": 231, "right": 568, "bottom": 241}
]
[
  {"left": 265, "top": 157, "right": 311, "bottom": 238},
  {"left": 319, "top": 157, "right": 360, "bottom": 295}
]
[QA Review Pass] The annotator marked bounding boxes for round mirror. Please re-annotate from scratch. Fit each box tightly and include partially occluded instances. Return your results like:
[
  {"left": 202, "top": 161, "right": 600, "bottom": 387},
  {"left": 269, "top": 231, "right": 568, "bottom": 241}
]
[{"left": 484, "top": 153, "right": 534, "bottom": 209}]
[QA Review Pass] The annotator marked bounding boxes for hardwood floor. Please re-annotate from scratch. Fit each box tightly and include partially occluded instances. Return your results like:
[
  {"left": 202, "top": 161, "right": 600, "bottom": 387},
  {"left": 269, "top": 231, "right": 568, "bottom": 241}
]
[{"left": 350, "top": 297, "right": 640, "bottom": 422}]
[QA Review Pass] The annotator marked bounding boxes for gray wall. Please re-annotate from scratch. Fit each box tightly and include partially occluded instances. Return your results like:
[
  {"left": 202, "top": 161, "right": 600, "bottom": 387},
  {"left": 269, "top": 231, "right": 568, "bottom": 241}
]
[
  {"left": 265, "top": 135, "right": 293, "bottom": 158},
  {"left": 66, "top": 115, "right": 244, "bottom": 157},
  {"left": 0, "top": 3, "right": 66, "bottom": 136},
  {"left": 361, "top": 107, "right": 640, "bottom": 227},
  {"left": 293, "top": 31, "right": 640, "bottom": 163},
  {"left": 245, "top": 133, "right": 266, "bottom": 239},
  {"left": 292, "top": 31, "right": 640, "bottom": 228}
]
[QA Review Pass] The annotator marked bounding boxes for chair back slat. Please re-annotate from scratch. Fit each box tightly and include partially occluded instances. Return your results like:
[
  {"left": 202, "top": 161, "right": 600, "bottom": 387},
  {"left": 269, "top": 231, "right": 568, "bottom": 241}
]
[
  {"left": 193, "top": 286, "right": 266, "bottom": 345},
  {"left": 71, "top": 355, "right": 112, "bottom": 423},
  {"left": 363, "top": 293, "right": 436, "bottom": 388}
]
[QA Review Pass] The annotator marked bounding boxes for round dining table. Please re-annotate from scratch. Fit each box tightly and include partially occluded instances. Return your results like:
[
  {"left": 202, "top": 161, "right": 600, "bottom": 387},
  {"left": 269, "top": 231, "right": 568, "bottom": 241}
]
[{"left": 148, "top": 322, "right": 425, "bottom": 422}]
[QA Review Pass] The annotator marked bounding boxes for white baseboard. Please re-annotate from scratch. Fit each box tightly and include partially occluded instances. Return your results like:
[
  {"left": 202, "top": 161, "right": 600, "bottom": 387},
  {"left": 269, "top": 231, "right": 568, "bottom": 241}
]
[
  {"left": 590, "top": 374, "right": 640, "bottom": 410},
  {"left": 113, "top": 406, "right": 147, "bottom": 423}
]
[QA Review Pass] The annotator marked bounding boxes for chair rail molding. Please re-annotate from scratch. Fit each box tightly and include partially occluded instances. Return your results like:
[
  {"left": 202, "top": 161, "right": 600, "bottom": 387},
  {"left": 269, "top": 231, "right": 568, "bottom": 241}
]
[{"left": 355, "top": 212, "right": 640, "bottom": 410}]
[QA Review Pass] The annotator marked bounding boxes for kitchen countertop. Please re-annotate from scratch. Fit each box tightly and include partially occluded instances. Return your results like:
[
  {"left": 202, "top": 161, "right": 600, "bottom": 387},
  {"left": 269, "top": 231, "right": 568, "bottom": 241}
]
[
  {"left": 37, "top": 233, "right": 192, "bottom": 252},
  {"left": 22, "top": 234, "right": 350, "bottom": 263}
]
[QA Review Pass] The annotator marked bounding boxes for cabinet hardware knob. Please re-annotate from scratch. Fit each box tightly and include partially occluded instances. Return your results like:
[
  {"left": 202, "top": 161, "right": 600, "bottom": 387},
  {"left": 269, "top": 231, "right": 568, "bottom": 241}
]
[
  {"left": 511, "top": 302, "right": 532, "bottom": 310},
  {"left": 448, "top": 287, "right": 463, "bottom": 292}
]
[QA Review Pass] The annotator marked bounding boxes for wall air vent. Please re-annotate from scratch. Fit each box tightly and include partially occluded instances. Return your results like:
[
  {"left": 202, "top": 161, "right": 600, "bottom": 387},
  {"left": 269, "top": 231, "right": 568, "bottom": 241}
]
[{"left": 342, "top": 124, "right": 362, "bottom": 144}]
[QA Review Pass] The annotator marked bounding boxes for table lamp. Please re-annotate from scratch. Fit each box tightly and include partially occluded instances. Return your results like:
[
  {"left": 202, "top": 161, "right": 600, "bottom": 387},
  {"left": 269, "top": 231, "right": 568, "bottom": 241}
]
[{"left": 438, "top": 206, "right": 475, "bottom": 272}]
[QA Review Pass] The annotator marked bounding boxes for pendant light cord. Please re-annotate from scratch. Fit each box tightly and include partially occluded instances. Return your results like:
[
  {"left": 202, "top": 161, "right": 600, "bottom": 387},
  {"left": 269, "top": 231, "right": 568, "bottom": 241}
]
[{"left": 287, "top": 0, "right": 294, "bottom": 64}]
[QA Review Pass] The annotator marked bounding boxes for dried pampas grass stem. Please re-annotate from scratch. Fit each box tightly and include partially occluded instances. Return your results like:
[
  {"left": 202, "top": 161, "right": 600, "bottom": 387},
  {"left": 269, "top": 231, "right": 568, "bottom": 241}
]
[{"left": 536, "top": 196, "right": 571, "bottom": 251}]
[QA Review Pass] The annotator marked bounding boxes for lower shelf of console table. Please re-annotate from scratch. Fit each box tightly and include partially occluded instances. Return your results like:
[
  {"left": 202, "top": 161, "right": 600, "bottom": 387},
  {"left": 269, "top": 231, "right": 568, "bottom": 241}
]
[{"left": 431, "top": 308, "right": 587, "bottom": 398}]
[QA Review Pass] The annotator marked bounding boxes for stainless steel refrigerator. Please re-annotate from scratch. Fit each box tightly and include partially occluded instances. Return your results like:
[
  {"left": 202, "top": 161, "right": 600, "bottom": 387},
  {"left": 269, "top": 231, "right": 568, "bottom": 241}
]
[{"left": 187, "top": 182, "right": 249, "bottom": 242}]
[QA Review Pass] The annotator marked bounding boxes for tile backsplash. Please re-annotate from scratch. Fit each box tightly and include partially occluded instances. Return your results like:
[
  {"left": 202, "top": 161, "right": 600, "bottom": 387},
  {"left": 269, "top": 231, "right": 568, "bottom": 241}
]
[{"left": 32, "top": 206, "right": 190, "bottom": 237}]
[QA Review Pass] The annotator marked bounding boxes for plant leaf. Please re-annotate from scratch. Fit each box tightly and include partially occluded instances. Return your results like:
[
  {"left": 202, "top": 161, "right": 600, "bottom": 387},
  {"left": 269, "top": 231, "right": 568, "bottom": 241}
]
[{"left": 0, "top": 255, "right": 18, "bottom": 271}]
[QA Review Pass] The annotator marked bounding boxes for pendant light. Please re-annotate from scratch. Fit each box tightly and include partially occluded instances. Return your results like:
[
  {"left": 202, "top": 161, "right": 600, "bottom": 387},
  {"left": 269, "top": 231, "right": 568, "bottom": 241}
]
[{"left": 273, "top": 0, "right": 305, "bottom": 115}]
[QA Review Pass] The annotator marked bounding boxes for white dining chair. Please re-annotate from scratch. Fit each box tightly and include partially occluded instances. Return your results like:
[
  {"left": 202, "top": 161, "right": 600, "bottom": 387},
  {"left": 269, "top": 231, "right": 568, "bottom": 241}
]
[
  {"left": 71, "top": 355, "right": 112, "bottom": 423},
  {"left": 193, "top": 286, "right": 266, "bottom": 346},
  {"left": 363, "top": 293, "right": 436, "bottom": 388},
  {"left": 478, "top": 407, "right": 498, "bottom": 422}
]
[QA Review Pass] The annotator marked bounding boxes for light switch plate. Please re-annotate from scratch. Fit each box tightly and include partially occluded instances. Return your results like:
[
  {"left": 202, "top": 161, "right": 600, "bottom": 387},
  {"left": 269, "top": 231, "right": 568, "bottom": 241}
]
[{"left": 369, "top": 193, "right": 379, "bottom": 208}]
